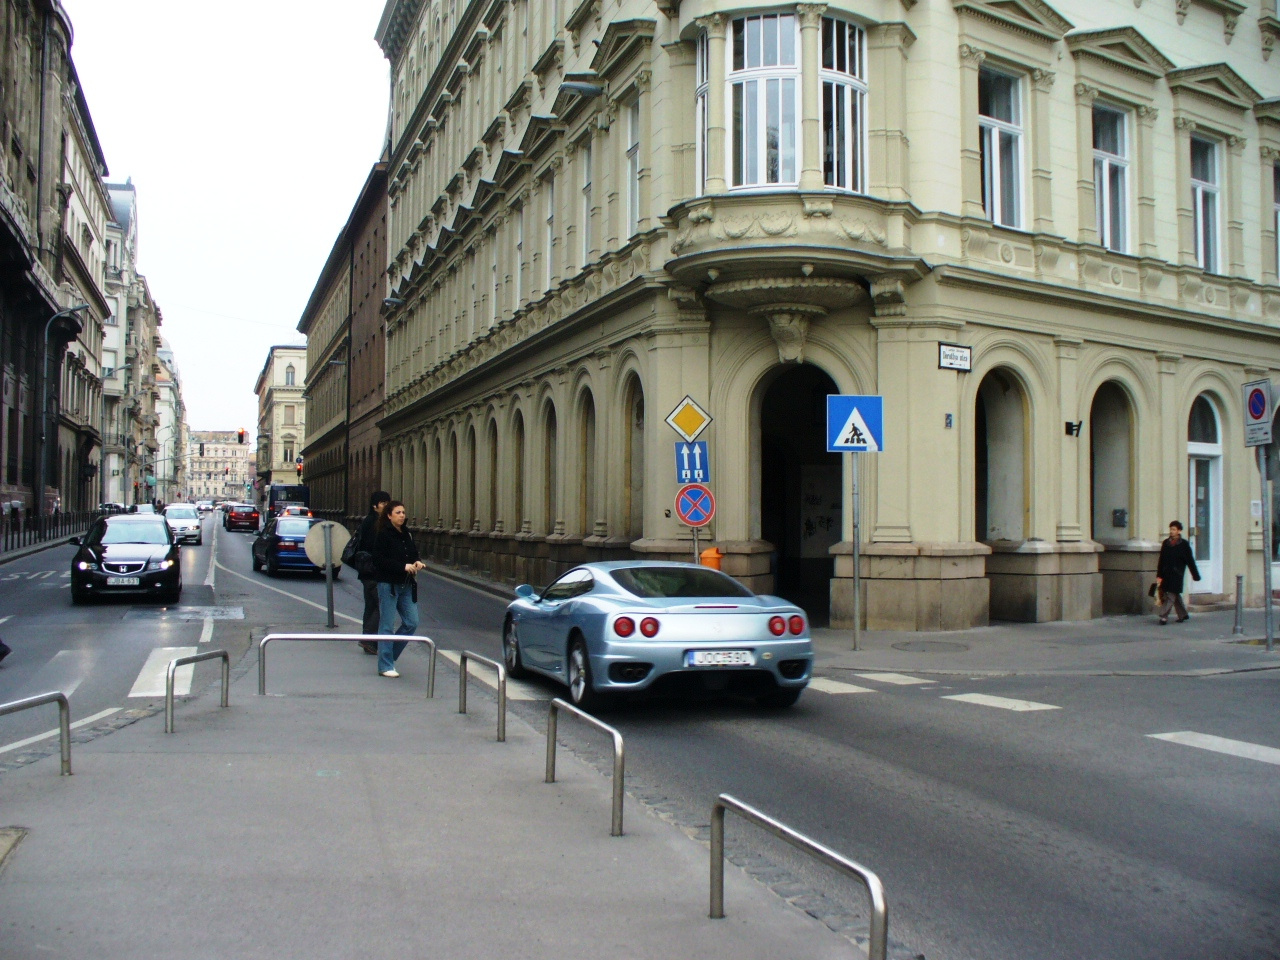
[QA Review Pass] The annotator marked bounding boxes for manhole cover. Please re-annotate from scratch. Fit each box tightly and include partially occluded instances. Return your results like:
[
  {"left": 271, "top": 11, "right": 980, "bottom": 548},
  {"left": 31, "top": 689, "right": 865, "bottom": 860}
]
[{"left": 891, "top": 640, "right": 969, "bottom": 653}]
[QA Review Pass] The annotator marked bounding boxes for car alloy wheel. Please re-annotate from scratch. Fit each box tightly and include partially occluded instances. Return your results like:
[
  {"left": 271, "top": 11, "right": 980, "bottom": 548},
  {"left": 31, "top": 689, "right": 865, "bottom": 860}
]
[
  {"left": 503, "top": 619, "right": 527, "bottom": 679},
  {"left": 567, "top": 637, "right": 599, "bottom": 710}
]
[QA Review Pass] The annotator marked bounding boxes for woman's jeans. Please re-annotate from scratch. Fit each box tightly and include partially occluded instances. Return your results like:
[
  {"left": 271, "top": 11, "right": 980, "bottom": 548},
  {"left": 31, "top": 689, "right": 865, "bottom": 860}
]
[{"left": 376, "top": 581, "right": 418, "bottom": 673}]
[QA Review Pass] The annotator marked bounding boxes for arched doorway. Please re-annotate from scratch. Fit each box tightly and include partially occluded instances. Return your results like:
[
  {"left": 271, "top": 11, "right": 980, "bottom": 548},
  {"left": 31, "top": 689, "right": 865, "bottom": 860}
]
[
  {"left": 760, "top": 364, "right": 840, "bottom": 624},
  {"left": 1089, "top": 381, "right": 1132, "bottom": 542},
  {"left": 975, "top": 368, "right": 1028, "bottom": 542},
  {"left": 1187, "top": 394, "right": 1222, "bottom": 594}
]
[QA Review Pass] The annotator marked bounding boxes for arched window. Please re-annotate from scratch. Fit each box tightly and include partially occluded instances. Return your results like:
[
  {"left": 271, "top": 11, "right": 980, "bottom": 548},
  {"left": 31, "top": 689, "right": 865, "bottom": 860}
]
[{"left": 284, "top": 365, "right": 296, "bottom": 386}]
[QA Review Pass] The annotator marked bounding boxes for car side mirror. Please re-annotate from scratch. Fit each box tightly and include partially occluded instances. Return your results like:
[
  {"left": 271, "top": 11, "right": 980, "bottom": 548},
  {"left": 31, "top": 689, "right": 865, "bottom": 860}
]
[
  {"left": 515, "top": 584, "right": 537, "bottom": 601},
  {"left": 68, "top": 536, "right": 81, "bottom": 546}
]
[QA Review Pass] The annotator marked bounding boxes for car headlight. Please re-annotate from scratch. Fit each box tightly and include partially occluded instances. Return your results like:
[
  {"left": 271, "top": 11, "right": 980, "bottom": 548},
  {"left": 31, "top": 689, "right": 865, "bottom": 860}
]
[
  {"left": 77, "top": 560, "right": 96, "bottom": 571},
  {"left": 146, "top": 559, "right": 175, "bottom": 571}
]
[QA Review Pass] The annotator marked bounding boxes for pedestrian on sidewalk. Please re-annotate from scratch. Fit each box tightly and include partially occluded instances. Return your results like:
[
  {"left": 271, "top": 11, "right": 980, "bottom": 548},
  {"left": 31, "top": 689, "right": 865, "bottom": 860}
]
[
  {"left": 355, "top": 490, "right": 391, "bottom": 654},
  {"left": 371, "top": 500, "right": 425, "bottom": 678},
  {"left": 1156, "top": 520, "right": 1200, "bottom": 625}
]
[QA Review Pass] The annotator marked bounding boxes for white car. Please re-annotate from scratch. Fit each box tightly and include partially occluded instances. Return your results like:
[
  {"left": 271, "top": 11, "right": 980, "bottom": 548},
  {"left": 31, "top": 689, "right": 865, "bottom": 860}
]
[
  {"left": 196, "top": 500, "right": 214, "bottom": 513},
  {"left": 163, "top": 503, "right": 203, "bottom": 545}
]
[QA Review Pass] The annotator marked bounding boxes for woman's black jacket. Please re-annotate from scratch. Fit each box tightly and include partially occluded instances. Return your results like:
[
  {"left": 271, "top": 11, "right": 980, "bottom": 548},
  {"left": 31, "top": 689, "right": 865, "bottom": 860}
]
[{"left": 371, "top": 524, "right": 421, "bottom": 584}]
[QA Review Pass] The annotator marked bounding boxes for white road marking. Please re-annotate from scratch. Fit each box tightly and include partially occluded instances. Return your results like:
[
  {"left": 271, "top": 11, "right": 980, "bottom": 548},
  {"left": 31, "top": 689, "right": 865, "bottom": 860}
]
[
  {"left": 1148, "top": 731, "right": 1280, "bottom": 766},
  {"left": 808, "top": 677, "right": 878, "bottom": 695},
  {"left": 855, "top": 672, "right": 936, "bottom": 686},
  {"left": 437, "top": 650, "right": 544, "bottom": 700},
  {"left": 128, "top": 647, "right": 198, "bottom": 698},
  {"left": 942, "top": 693, "right": 1061, "bottom": 712},
  {"left": 199, "top": 617, "right": 214, "bottom": 644},
  {"left": 203, "top": 522, "right": 217, "bottom": 587},
  {"left": 24, "top": 649, "right": 96, "bottom": 698},
  {"left": 0, "top": 707, "right": 122, "bottom": 755},
  {"left": 0, "top": 615, "right": 10, "bottom": 625},
  {"left": 214, "top": 559, "right": 361, "bottom": 625}
]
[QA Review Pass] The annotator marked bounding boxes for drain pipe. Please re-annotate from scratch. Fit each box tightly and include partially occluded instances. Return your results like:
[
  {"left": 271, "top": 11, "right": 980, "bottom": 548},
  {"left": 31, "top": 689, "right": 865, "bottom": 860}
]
[{"left": 1233, "top": 574, "right": 1244, "bottom": 636}]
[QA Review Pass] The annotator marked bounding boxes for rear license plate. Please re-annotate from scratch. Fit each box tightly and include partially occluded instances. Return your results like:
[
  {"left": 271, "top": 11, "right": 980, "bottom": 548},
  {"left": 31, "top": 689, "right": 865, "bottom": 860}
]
[
  {"left": 687, "top": 650, "right": 755, "bottom": 667},
  {"left": 106, "top": 576, "right": 140, "bottom": 586}
]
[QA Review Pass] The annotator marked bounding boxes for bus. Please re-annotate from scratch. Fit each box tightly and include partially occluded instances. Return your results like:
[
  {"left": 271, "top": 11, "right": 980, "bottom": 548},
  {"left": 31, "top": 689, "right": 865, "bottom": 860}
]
[{"left": 263, "top": 483, "right": 310, "bottom": 518}]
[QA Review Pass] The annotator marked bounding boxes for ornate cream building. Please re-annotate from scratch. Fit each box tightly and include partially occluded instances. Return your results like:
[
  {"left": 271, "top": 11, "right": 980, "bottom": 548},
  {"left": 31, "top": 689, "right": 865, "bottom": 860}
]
[{"left": 373, "top": 0, "right": 1280, "bottom": 629}]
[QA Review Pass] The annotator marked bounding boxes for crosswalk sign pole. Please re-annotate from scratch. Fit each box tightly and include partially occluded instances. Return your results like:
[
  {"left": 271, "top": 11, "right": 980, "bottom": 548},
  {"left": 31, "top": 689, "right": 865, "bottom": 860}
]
[{"left": 852, "top": 452, "right": 861, "bottom": 652}]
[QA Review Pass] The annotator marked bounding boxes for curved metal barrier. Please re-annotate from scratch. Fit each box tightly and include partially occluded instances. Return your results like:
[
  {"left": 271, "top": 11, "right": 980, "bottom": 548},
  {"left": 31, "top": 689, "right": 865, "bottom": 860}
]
[
  {"left": 0, "top": 691, "right": 71, "bottom": 775},
  {"left": 710, "top": 793, "right": 888, "bottom": 960},
  {"left": 165, "top": 650, "right": 230, "bottom": 734},
  {"left": 457, "top": 650, "right": 506, "bottom": 742},
  {"left": 258, "top": 633, "right": 436, "bottom": 698},
  {"left": 545, "top": 698, "right": 625, "bottom": 836}
]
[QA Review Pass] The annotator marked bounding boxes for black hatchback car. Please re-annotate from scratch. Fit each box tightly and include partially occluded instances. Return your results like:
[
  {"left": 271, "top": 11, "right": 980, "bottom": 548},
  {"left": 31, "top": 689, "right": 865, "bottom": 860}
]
[{"left": 69, "top": 515, "right": 182, "bottom": 604}]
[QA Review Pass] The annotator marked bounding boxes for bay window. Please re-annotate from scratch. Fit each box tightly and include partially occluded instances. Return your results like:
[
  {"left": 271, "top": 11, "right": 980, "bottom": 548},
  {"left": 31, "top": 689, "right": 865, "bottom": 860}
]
[
  {"left": 821, "top": 18, "right": 866, "bottom": 192},
  {"left": 1190, "top": 136, "right": 1219, "bottom": 273},
  {"left": 979, "top": 66, "right": 1023, "bottom": 228},
  {"left": 1092, "top": 104, "right": 1128, "bottom": 253},
  {"left": 730, "top": 13, "right": 798, "bottom": 187}
]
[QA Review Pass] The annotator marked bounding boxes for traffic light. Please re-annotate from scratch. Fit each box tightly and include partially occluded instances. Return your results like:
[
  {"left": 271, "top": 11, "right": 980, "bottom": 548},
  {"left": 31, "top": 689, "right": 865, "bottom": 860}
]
[
  {"left": 296, "top": 463, "right": 303, "bottom": 478},
  {"left": 237, "top": 428, "right": 246, "bottom": 444}
]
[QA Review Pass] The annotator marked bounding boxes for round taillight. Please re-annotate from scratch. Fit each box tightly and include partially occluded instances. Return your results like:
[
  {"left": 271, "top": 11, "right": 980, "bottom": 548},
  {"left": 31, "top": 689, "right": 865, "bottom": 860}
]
[
  {"left": 613, "top": 616, "right": 636, "bottom": 637},
  {"left": 768, "top": 616, "right": 786, "bottom": 636},
  {"left": 640, "top": 617, "right": 659, "bottom": 637},
  {"left": 788, "top": 615, "right": 806, "bottom": 635}
]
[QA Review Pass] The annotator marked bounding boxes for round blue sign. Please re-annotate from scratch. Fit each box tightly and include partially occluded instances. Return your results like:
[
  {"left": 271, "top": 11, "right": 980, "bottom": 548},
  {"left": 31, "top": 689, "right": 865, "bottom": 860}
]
[
  {"left": 1249, "top": 387, "right": 1267, "bottom": 421},
  {"left": 675, "top": 483, "right": 715, "bottom": 528}
]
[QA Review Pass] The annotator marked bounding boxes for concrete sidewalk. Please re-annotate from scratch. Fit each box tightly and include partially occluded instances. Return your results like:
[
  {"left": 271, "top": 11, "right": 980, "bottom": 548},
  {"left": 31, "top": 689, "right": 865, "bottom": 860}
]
[{"left": 0, "top": 637, "right": 855, "bottom": 960}]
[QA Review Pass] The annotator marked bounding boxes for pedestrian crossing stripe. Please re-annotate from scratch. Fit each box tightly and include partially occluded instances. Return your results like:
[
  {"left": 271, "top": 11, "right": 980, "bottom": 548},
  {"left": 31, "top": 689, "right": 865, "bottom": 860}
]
[
  {"left": 855, "top": 672, "right": 935, "bottom": 686},
  {"left": 943, "top": 693, "right": 1060, "bottom": 712},
  {"left": 807, "top": 678, "right": 877, "bottom": 695},
  {"left": 1149, "top": 731, "right": 1280, "bottom": 766},
  {"left": 437, "top": 651, "right": 544, "bottom": 701}
]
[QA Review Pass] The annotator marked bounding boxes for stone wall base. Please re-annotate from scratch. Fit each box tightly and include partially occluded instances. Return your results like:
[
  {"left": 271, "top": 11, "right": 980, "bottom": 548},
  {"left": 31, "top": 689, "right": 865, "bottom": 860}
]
[
  {"left": 1098, "top": 541, "right": 1161, "bottom": 615},
  {"left": 829, "top": 541, "right": 993, "bottom": 631},
  {"left": 986, "top": 541, "right": 1103, "bottom": 622}
]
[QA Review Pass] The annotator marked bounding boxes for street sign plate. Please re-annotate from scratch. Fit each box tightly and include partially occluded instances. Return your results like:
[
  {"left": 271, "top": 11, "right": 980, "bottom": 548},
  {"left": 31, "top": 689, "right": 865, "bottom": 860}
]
[
  {"left": 665, "top": 396, "right": 712, "bottom": 443},
  {"left": 1243, "top": 379, "right": 1273, "bottom": 447},
  {"left": 674, "top": 441, "right": 710, "bottom": 484},
  {"left": 304, "top": 521, "right": 350, "bottom": 568},
  {"left": 826, "top": 395, "right": 884, "bottom": 452},
  {"left": 674, "top": 483, "right": 715, "bottom": 528}
]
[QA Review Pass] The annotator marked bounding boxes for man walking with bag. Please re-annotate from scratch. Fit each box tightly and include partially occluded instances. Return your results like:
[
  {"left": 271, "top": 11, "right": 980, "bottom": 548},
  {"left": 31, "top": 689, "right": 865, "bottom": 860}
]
[
  {"left": 1156, "top": 520, "right": 1201, "bottom": 625},
  {"left": 354, "top": 491, "right": 390, "bottom": 652}
]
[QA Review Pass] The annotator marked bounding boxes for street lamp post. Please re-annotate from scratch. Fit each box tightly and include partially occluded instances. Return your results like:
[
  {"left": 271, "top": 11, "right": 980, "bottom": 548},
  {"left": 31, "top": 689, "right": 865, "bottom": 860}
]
[{"left": 37, "top": 303, "right": 89, "bottom": 519}]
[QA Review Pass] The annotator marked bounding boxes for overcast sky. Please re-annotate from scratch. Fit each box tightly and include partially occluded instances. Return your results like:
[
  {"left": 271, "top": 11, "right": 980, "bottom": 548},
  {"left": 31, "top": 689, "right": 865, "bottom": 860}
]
[{"left": 60, "top": 1, "right": 390, "bottom": 436}]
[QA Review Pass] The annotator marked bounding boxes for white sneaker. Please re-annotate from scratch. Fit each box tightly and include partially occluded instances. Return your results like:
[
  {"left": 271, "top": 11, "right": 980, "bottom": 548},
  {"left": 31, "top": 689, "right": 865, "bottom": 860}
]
[{"left": 380, "top": 669, "right": 400, "bottom": 678}]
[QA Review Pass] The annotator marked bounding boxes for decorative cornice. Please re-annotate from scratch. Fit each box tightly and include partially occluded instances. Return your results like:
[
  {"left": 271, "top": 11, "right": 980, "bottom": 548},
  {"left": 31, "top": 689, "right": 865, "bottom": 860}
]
[
  {"left": 953, "top": 0, "right": 1073, "bottom": 43},
  {"left": 1064, "top": 26, "right": 1175, "bottom": 80}
]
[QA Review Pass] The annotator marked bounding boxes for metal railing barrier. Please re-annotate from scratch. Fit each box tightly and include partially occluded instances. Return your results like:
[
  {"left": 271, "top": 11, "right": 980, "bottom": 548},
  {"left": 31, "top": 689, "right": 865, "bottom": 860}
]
[
  {"left": 258, "top": 633, "right": 437, "bottom": 698},
  {"left": 710, "top": 793, "right": 888, "bottom": 960},
  {"left": 1234, "top": 574, "right": 1245, "bottom": 636},
  {"left": 458, "top": 650, "right": 506, "bottom": 742},
  {"left": 545, "top": 697, "right": 625, "bottom": 836},
  {"left": 166, "top": 649, "right": 230, "bottom": 734},
  {"left": 0, "top": 691, "right": 72, "bottom": 775}
]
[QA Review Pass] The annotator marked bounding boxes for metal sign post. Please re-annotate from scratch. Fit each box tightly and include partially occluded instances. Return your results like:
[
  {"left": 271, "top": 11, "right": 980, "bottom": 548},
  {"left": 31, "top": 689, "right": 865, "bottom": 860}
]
[
  {"left": 1261, "top": 446, "right": 1275, "bottom": 653},
  {"left": 1243, "top": 380, "right": 1274, "bottom": 652},
  {"left": 826, "top": 395, "right": 884, "bottom": 651},
  {"left": 323, "top": 523, "right": 335, "bottom": 628},
  {"left": 305, "top": 521, "right": 350, "bottom": 630},
  {"left": 852, "top": 452, "right": 861, "bottom": 653}
]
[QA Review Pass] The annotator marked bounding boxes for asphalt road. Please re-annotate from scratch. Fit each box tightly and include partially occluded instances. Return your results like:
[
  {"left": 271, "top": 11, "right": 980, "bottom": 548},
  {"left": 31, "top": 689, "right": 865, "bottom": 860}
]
[{"left": 2, "top": 523, "right": 1276, "bottom": 959}]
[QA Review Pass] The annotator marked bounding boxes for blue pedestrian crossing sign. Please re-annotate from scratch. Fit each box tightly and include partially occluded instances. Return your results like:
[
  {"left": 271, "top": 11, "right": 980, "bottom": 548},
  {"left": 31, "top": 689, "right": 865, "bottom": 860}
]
[
  {"left": 826, "top": 395, "right": 884, "bottom": 452},
  {"left": 674, "top": 441, "right": 710, "bottom": 483}
]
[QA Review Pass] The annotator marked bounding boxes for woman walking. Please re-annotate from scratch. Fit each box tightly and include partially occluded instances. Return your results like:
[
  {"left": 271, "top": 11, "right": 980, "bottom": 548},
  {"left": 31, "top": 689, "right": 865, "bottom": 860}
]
[{"left": 370, "top": 500, "right": 425, "bottom": 677}]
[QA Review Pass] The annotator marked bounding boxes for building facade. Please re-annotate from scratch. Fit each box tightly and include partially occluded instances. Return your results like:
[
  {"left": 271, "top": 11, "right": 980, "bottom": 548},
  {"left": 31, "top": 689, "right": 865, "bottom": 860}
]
[
  {"left": 298, "top": 162, "right": 389, "bottom": 521},
  {"left": 187, "top": 430, "right": 254, "bottom": 502},
  {"left": 152, "top": 341, "right": 185, "bottom": 504},
  {"left": 374, "top": 0, "right": 1279, "bottom": 629},
  {"left": 254, "top": 345, "right": 307, "bottom": 495}
]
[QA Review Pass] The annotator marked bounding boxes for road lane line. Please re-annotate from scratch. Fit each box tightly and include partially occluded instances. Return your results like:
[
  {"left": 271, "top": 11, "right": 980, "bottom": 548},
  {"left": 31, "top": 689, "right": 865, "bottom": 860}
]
[
  {"left": 436, "top": 650, "right": 544, "bottom": 700},
  {"left": 942, "top": 693, "right": 1060, "bottom": 712},
  {"left": 0, "top": 707, "right": 122, "bottom": 755},
  {"left": 203, "top": 522, "right": 217, "bottom": 587},
  {"left": 855, "top": 672, "right": 936, "bottom": 686},
  {"left": 0, "top": 615, "right": 10, "bottom": 625},
  {"left": 24, "top": 649, "right": 95, "bottom": 698},
  {"left": 214, "top": 559, "right": 361, "bottom": 624},
  {"left": 1148, "top": 731, "right": 1280, "bottom": 766},
  {"left": 199, "top": 617, "right": 214, "bottom": 644},
  {"left": 808, "top": 677, "right": 878, "bottom": 695},
  {"left": 128, "top": 647, "right": 198, "bottom": 698}
]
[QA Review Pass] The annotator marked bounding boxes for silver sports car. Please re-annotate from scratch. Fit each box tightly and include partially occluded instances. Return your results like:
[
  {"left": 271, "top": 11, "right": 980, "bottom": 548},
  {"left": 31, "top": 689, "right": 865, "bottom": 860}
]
[{"left": 502, "top": 561, "right": 813, "bottom": 709}]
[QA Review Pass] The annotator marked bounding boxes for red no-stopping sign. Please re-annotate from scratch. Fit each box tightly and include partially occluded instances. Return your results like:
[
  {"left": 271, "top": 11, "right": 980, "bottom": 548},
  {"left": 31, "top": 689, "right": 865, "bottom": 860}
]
[{"left": 675, "top": 483, "right": 715, "bottom": 527}]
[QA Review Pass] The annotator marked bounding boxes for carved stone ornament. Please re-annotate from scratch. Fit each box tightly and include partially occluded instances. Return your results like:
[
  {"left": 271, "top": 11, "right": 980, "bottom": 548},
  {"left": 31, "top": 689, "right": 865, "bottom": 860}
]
[
  {"left": 757, "top": 308, "right": 821, "bottom": 363},
  {"left": 704, "top": 276, "right": 867, "bottom": 312}
]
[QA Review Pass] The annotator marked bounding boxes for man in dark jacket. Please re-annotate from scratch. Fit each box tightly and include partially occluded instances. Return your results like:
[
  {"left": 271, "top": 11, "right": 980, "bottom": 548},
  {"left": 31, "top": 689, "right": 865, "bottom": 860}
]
[
  {"left": 1156, "top": 520, "right": 1201, "bottom": 625},
  {"left": 356, "top": 491, "right": 391, "bottom": 652}
]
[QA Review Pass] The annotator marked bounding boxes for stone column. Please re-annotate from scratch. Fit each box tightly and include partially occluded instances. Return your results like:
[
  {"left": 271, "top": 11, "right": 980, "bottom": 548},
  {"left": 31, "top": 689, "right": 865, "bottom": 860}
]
[
  {"left": 866, "top": 23, "right": 916, "bottom": 202},
  {"left": 1173, "top": 117, "right": 1197, "bottom": 266},
  {"left": 1226, "top": 135, "right": 1247, "bottom": 277},
  {"left": 697, "top": 15, "right": 729, "bottom": 194},
  {"left": 636, "top": 70, "right": 653, "bottom": 233},
  {"left": 1074, "top": 83, "right": 1099, "bottom": 246},
  {"left": 1030, "top": 69, "right": 1055, "bottom": 234},
  {"left": 1156, "top": 352, "right": 1181, "bottom": 530},
  {"left": 1135, "top": 105, "right": 1159, "bottom": 258},
  {"left": 1055, "top": 336, "right": 1082, "bottom": 542},
  {"left": 958, "top": 44, "right": 986, "bottom": 218},
  {"left": 797, "top": 4, "right": 827, "bottom": 192}
]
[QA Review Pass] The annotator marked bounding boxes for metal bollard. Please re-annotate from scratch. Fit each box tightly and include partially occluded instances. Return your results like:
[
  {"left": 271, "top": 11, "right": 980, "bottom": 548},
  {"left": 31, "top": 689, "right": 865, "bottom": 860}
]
[{"left": 1234, "top": 574, "right": 1245, "bottom": 635}]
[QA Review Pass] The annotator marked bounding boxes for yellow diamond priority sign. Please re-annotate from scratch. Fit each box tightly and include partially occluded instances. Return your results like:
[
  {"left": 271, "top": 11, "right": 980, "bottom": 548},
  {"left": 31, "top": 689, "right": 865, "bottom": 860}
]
[{"left": 665, "top": 395, "right": 712, "bottom": 443}]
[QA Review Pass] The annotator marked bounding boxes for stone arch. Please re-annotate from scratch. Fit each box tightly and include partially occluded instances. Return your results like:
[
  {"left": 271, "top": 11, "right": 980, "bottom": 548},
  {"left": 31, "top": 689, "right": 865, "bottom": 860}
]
[
  {"left": 512, "top": 409, "right": 527, "bottom": 533},
  {"left": 486, "top": 415, "right": 500, "bottom": 532},
  {"left": 972, "top": 365, "right": 1033, "bottom": 543},
  {"left": 617, "top": 369, "right": 645, "bottom": 542},
  {"left": 540, "top": 395, "right": 559, "bottom": 536},
  {"left": 1087, "top": 380, "right": 1135, "bottom": 543},
  {"left": 572, "top": 381, "right": 599, "bottom": 539},
  {"left": 465, "top": 422, "right": 478, "bottom": 531}
]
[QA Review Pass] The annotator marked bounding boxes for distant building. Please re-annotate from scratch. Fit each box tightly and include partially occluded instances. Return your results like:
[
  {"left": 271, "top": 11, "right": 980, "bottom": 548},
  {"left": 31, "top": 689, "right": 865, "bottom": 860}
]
[
  {"left": 254, "top": 345, "right": 307, "bottom": 495},
  {"left": 187, "top": 430, "right": 253, "bottom": 502},
  {"left": 153, "top": 341, "right": 186, "bottom": 504}
]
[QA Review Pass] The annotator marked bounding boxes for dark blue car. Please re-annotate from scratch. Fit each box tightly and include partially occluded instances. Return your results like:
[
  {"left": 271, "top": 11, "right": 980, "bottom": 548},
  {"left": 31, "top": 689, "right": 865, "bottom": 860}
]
[{"left": 251, "top": 517, "right": 340, "bottom": 577}]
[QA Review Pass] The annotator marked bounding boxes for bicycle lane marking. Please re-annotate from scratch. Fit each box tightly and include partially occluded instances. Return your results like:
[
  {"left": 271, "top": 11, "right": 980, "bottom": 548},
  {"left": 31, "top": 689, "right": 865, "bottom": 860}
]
[{"left": 213, "top": 558, "right": 362, "bottom": 625}]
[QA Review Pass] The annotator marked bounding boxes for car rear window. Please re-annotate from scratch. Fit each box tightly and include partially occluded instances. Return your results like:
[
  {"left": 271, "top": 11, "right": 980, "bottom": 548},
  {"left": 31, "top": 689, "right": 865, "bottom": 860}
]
[
  {"left": 166, "top": 506, "right": 198, "bottom": 518},
  {"left": 610, "top": 566, "right": 754, "bottom": 599},
  {"left": 91, "top": 521, "right": 170, "bottom": 545},
  {"left": 276, "top": 519, "right": 312, "bottom": 536},
  {"left": 232, "top": 505, "right": 255, "bottom": 513}
]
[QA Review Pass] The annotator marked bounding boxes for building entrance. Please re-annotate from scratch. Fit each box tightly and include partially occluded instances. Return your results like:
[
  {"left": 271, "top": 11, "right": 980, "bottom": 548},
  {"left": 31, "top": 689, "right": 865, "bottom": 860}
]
[{"left": 759, "top": 364, "right": 840, "bottom": 625}]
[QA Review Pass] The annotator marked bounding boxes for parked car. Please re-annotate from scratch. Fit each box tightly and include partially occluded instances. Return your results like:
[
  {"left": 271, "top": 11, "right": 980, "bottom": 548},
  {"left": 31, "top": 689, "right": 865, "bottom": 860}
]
[
  {"left": 279, "top": 505, "right": 313, "bottom": 518},
  {"left": 224, "top": 503, "right": 259, "bottom": 532},
  {"left": 69, "top": 515, "right": 182, "bottom": 604},
  {"left": 128, "top": 503, "right": 156, "bottom": 514},
  {"left": 163, "top": 503, "right": 203, "bottom": 545},
  {"left": 97, "top": 502, "right": 126, "bottom": 514},
  {"left": 502, "top": 561, "right": 813, "bottom": 709},
  {"left": 251, "top": 516, "right": 339, "bottom": 577},
  {"left": 196, "top": 500, "right": 214, "bottom": 513}
]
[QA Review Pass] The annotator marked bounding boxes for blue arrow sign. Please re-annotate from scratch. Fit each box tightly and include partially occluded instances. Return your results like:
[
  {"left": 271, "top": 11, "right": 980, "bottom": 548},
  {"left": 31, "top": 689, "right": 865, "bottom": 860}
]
[
  {"left": 826, "top": 395, "right": 884, "bottom": 453},
  {"left": 674, "top": 441, "right": 710, "bottom": 484}
]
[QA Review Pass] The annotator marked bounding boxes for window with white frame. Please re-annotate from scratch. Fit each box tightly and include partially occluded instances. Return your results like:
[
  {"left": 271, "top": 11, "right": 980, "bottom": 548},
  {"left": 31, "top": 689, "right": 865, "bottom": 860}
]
[
  {"left": 1092, "top": 104, "right": 1129, "bottom": 253},
  {"left": 821, "top": 17, "right": 866, "bottom": 192},
  {"left": 695, "top": 31, "right": 709, "bottom": 195},
  {"left": 978, "top": 66, "right": 1023, "bottom": 228},
  {"left": 730, "top": 13, "right": 798, "bottom": 188},
  {"left": 514, "top": 205, "right": 524, "bottom": 310},
  {"left": 581, "top": 138, "right": 593, "bottom": 263},
  {"left": 544, "top": 173, "right": 555, "bottom": 290},
  {"left": 626, "top": 100, "right": 641, "bottom": 235},
  {"left": 284, "top": 365, "right": 296, "bottom": 386},
  {"left": 1190, "top": 136, "right": 1220, "bottom": 273}
]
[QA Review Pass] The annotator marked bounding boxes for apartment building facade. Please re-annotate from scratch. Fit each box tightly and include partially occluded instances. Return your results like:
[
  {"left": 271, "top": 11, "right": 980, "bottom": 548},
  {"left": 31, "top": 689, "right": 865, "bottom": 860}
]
[
  {"left": 254, "top": 345, "right": 307, "bottom": 493},
  {"left": 187, "top": 430, "right": 254, "bottom": 502}
]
